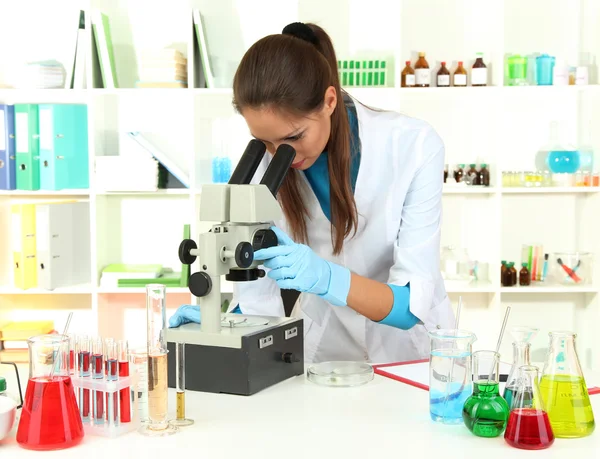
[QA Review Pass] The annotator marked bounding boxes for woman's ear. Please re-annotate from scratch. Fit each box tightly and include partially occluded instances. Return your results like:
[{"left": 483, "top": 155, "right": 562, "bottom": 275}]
[{"left": 323, "top": 86, "right": 337, "bottom": 116}]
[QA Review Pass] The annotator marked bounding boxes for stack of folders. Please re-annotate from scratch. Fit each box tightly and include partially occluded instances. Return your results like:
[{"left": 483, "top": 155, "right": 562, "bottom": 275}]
[
  {"left": 0, "top": 321, "right": 55, "bottom": 362},
  {"left": 135, "top": 49, "right": 188, "bottom": 88},
  {"left": 15, "top": 60, "right": 66, "bottom": 89},
  {"left": 11, "top": 201, "right": 91, "bottom": 290},
  {"left": 0, "top": 103, "right": 89, "bottom": 191}
]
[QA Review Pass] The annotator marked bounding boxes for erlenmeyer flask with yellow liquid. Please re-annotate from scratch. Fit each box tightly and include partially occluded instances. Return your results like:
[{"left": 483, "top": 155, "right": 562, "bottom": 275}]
[{"left": 539, "top": 331, "right": 595, "bottom": 438}]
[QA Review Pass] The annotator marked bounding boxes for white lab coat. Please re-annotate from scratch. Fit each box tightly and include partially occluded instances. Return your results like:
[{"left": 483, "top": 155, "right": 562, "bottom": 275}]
[{"left": 232, "top": 97, "right": 455, "bottom": 364}]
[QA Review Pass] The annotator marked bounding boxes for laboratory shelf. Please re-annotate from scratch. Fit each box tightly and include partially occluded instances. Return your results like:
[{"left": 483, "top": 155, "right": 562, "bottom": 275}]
[
  {"left": 501, "top": 187, "right": 600, "bottom": 194},
  {"left": 0, "top": 284, "right": 93, "bottom": 294},
  {"left": 500, "top": 284, "right": 598, "bottom": 294},
  {"left": 443, "top": 187, "right": 496, "bottom": 195},
  {"left": 96, "top": 287, "right": 191, "bottom": 294},
  {"left": 0, "top": 189, "right": 90, "bottom": 196}
]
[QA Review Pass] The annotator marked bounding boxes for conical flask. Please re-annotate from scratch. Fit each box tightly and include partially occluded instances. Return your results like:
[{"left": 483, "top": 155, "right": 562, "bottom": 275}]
[
  {"left": 504, "top": 365, "right": 554, "bottom": 450},
  {"left": 539, "top": 331, "right": 595, "bottom": 438},
  {"left": 503, "top": 326, "right": 538, "bottom": 407}
]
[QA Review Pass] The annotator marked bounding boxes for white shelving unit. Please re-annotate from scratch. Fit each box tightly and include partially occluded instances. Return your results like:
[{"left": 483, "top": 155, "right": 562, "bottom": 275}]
[{"left": 0, "top": 0, "right": 599, "bottom": 369}]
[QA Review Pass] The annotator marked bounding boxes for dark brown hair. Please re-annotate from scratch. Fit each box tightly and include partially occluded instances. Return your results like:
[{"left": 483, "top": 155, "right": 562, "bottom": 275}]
[{"left": 232, "top": 24, "right": 358, "bottom": 255}]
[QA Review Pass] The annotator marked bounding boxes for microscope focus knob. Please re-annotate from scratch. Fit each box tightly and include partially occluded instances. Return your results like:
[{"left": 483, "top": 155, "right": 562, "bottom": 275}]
[
  {"left": 235, "top": 242, "right": 254, "bottom": 269},
  {"left": 179, "top": 239, "right": 198, "bottom": 265},
  {"left": 189, "top": 272, "right": 212, "bottom": 297},
  {"left": 252, "top": 229, "right": 278, "bottom": 251}
]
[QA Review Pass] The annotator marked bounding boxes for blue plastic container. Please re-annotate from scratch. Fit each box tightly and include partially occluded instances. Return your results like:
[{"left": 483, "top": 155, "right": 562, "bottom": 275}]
[{"left": 536, "top": 54, "right": 555, "bottom": 85}]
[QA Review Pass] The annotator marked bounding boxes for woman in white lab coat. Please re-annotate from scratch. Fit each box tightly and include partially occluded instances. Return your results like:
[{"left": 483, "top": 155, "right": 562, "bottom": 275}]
[{"left": 171, "top": 22, "right": 454, "bottom": 364}]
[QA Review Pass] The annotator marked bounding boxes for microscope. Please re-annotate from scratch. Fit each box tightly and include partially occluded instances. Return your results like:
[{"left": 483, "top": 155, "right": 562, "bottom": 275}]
[{"left": 165, "top": 140, "right": 304, "bottom": 395}]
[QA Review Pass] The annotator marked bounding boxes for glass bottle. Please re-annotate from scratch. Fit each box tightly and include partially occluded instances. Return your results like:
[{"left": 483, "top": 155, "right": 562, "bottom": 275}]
[
  {"left": 453, "top": 61, "right": 468, "bottom": 87},
  {"left": 443, "top": 164, "right": 448, "bottom": 183},
  {"left": 467, "top": 164, "right": 479, "bottom": 185},
  {"left": 415, "top": 52, "right": 430, "bottom": 87},
  {"left": 478, "top": 164, "right": 490, "bottom": 186},
  {"left": 472, "top": 53, "right": 488, "bottom": 86},
  {"left": 462, "top": 351, "right": 509, "bottom": 437},
  {"left": 504, "top": 326, "right": 539, "bottom": 407},
  {"left": 437, "top": 62, "right": 450, "bottom": 87},
  {"left": 454, "top": 164, "right": 464, "bottom": 183},
  {"left": 502, "top": 262, "right": 513, "bottom": 287},
  {"left": 539, "top": 331, "right": 595, "bottom": 438},
  {"left": 401, "top": 61, "right": 415, "bottom": 87},
  {"left": 510, "top": 263, "right": 517, "bottom": 286},
  {"left": 505, "top": 365, "right": 555, "bottom": 450},
  {"left": 519, "top": 263, "right": 531, "bottom": 286},
  {"left": 501, "top": 260, "right": 507, "bottom": 283}
]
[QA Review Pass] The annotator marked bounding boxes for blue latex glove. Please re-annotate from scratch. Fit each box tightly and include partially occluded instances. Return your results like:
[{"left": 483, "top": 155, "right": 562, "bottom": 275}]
[
  {"left": 169, "top": 304, "right": 241, "bottom": 328},
  {"left": 253, "top": 226, "right": 351, "bottom": 306}
]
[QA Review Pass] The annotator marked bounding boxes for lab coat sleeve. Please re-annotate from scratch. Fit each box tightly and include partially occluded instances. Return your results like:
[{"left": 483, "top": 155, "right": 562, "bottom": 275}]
[
  {"left": 387, "top": 126, "right": 444, "bottom": 324},
  {"left": 229, "top": 153, "right": 285, "bottom": 317}
]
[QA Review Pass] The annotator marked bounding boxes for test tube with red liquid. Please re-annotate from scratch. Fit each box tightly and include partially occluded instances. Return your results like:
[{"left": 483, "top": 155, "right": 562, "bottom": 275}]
[
  {"left": 118, "top": 340, "right": 131, "bottom": 423},
  {"left": 105, "top": 339, "right": 119, "bottom": 424},
  {"left": 92, "top": 338, "right": 104, "bottom": 424},
  {"left": 78, "top": 336, "right": 91, "bottom": 422},
  {"left": 68, "top": 334, "right": 76, "bottom": 375}
]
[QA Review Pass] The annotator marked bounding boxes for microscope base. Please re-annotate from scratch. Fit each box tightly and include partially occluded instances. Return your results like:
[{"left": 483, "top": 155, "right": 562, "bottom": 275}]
[{"left": 165, "top": 315, "right": 304, "bottom": 396}]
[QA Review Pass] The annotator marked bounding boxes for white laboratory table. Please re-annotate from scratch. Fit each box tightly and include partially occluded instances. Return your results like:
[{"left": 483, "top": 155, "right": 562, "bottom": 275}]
[{"left": 1, "top": 370, "right": 599, "bottom": 459}]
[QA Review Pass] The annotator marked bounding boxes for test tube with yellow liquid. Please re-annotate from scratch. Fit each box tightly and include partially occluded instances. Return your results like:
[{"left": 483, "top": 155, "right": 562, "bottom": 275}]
[
  {"left": 139, "top": 284, "right": 178, "bottom": 437},
  {"left": 169, "top": 342, "right": 194, "bottom": 427}
]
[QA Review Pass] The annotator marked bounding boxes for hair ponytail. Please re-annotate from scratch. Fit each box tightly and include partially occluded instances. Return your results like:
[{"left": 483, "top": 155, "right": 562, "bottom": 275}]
[{"left": 233, "top": 23, "right": 358, "bottom": 255}]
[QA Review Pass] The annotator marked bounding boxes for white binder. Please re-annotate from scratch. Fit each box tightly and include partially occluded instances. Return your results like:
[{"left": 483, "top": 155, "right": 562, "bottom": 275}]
[{"left": 36, "top": 201, "right": 91, "bottom": 290}]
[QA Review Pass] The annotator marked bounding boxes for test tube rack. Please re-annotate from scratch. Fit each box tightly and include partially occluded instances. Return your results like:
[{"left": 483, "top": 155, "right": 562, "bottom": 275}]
[
  {"left": 337, "top": 58, "right": 391, "bottom": 87},
  {"left": 71, "top": 373, "right": 140, "bottom": 437}
]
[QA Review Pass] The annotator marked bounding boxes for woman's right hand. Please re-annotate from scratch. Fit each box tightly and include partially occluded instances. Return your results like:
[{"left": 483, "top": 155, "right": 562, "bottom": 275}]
[{"left": 169, "top": 305, "right": 201, "bottom": 328}]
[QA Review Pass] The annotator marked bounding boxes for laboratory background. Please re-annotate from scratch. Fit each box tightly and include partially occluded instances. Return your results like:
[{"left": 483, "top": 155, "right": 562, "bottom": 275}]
[{"left": 0, "top": 0, "right": 599, "bottom": 455}]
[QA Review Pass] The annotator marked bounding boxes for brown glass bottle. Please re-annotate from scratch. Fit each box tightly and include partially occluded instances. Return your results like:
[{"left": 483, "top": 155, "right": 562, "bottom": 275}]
[
  {"left": 453, "top": 61, "right": 468, "bottom": 87},
  {"left": 519, "top": 263, "right": 531, "bottom": 286},
  {"left": 444, "top": 164, "right": 448, "bottom": 183},
  {"left": 502, "top": 262, "right": 513, "bottom": 287},
  {"left": 454, "top": 164, "right": 464, "bottom": 183},
  {"left": 437, "top": 62, "right": 450, "bottom": 87},
  {"left": 510, "top": 263, "right": 518, "bottom": 286},
  {"left": 467, "top": 164, "right": 479, "bottom": 185},
  {"left": 401, "top": 61, "right": 416, "bottom": 87},
  {"left": 478, "top": 164, "right": 490, "bottom": 187},
  {"left": 415, "top": 52, "right": 430, "bottom": 87},
  {"left": 501, "top": 261, "right": 507, "bottom": 283},
  {"left": 472, "top": 53, "right": 487, "bottom": 86}
]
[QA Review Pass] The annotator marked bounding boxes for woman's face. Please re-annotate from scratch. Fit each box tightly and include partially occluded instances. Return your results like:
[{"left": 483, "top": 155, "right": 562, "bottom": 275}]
[{"left": 241, "top": 86, "right": 337, "bottom": 171}]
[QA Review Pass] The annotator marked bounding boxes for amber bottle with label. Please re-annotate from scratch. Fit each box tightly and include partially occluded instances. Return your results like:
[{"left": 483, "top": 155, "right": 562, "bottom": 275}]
[
  {"left": 415, "top": 52, "right": 430, "bottom": 87},
  {"left": 478, "top": 164, "right": 490, "bottom": 187},
  {"left": 454, "top": 164, "right": 465, "bottom": 183},
  {"left": 472, "top": 53, "right": 488, "bottom": 86},
  {"left": 467, "top": 164, "right": 479, "bottom": 185},
  {"left": 437, "top": 62, "right": 450, "bottom": 87},
  {"left": 519, "top": 263, "right": 531, "bottom": 286},
  {"left": 453, "top": 61, "right": 468, "bottom": 87},
  {"left": 401, "top": 61, "right": 416, "bottom": 87}
]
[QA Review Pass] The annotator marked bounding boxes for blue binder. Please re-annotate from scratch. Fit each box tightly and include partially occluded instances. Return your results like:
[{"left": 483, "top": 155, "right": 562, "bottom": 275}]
[
  {"left": 39, "top": 104, "right": 89, "bottom": 190},
  {"left": 0, "top": 104, "right": 16, "bottom": 190}
]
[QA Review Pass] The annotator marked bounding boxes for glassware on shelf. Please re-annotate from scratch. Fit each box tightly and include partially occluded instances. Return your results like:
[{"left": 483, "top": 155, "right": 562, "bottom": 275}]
[
  {"left": 539, "top": 331, "right": 595, "bottom": 438},
  {"left": 471, "top": 53, "right": 488, "bottom": 86},
  {"left": 401, "top": 60, "right": 415, "bottom": 87},
  {"left": 504, "top": 365, "right": 555, "bottom": 450},
  {"left": 503, "top": 326, "right": 539, "bottom": 407},
  {"left": 428, "top": 329, "right": 477, "bottom": 424},
  {"left": 536, "top": 54, "right": 555, "bottom": 85},
  {"left": 415, "top": 52, "right": 430, "bottom": 87},
  {"left": 16, "top": 334, "right": 84, "bottom": 451},
  {"left": 440, "top": 246, "right": 471, "bottom": 281},
  {"left": 437, "top": 62, "right": 450, "bottom": 87},
  {"left": 462, "top": 350, "right": 509, "bottom": 437},
  {"left": 453, "top": 61, "right": 468, "bottom": 87},
  {"left": 507, "top": 54, "right": 527, "bottom": 86},
  {"left": 549, "top": 252, "right": 593, "bottom": 286}
]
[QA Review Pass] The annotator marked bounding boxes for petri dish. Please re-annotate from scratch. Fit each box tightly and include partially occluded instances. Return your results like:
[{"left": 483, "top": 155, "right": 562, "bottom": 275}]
[{"left": 307, "top": 361, "right": 374, "bottom": 387}]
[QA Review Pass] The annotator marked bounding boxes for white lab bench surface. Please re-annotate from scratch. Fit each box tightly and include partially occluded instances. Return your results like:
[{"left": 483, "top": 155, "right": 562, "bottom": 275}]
[{"left": 1, "top": 370, "right": 599, "bottom": 459}]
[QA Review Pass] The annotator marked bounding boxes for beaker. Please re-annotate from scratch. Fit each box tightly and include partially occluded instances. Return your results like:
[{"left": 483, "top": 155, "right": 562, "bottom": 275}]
[
  {"left": 507, "top": 55, "right": 527, "bottom": 86},
  {"left": 462, "top": 351, "right": 509, "bottom": 437},
  {"left": 16, "top": 334, "right": 84, "bottom": 451},
  {"left": 505, "top": 365, "right": 554, "bottom": 450},
  {"left": 503, "top": 326, "right": 539, "bottom": 407},
  {"left": 139, "top": 284, "right": 177, "bottom": 436},
  {"left": 428, "top": 329, "right": 477, "bottom": 424},
  {"left": 539, "top": 331, "right": 595, "bottom": 438}
]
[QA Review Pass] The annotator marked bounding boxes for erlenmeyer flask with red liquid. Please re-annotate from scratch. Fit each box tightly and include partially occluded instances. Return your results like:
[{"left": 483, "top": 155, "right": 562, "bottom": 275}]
[
  {"left": 16, "top": 334, "right": 84, "bottom": 451},
  {"left": 504, "top": 365, "right": 554, "bottom": 450}
]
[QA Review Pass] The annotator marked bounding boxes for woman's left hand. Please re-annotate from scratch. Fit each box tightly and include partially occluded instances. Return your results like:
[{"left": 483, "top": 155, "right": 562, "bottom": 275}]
[{"left": 253, "top": 227, "right": 332, "bottom": 294}]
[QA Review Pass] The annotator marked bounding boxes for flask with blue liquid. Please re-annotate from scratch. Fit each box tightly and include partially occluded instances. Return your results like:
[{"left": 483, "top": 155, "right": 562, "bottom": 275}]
[{"left": 537, "top": 122, "right": 580, "bottom": 174}]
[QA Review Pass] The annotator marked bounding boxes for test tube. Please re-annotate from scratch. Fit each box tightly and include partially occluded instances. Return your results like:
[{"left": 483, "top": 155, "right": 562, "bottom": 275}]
[
  {"left": 78, "top": 335, "right": 91, "bottom": 422},
  {"left": 139, "top": 284, "right": 177, "bottom": 436},
  {"left": 92, "top": 337, "right": 104, "bottom": 425},
  {"left": 169, "top": 342, "right": 194, "bottom": 427},
  {"left": 67, "top": 334, "right": 76, "bottom": 375},
  {"left": 131, "top": 348, "right": 149, "bottom": 423},
  {"left": 118, "top": 340, "right": 132, "bottom": 423},
  {"left": 105, "top": 339, "right": 119, "bottom": 425}
]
